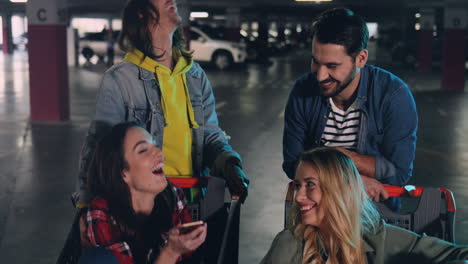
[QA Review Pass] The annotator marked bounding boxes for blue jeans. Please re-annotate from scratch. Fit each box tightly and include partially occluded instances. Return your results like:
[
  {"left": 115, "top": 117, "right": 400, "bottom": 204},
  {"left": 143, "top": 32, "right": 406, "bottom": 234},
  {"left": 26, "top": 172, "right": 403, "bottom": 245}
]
[{"left": 79, "top": 247, "right": 119, "bottom": 264}]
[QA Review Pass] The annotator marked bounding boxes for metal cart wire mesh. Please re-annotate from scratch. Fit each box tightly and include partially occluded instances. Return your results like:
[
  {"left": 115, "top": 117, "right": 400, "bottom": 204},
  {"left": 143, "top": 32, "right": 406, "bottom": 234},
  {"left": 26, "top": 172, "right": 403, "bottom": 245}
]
[
  {"left": 56, "top": 177, "right": 240, "bottom": 264},
  {"left": 284, "top": 182, "right": 456, "bottom": 243}
]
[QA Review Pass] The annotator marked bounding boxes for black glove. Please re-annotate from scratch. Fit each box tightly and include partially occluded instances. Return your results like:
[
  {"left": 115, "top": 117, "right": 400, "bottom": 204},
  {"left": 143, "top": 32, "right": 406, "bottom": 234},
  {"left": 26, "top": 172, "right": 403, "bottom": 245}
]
[{"left": 224, "top": 160, "right": 250, "bottom": 203}]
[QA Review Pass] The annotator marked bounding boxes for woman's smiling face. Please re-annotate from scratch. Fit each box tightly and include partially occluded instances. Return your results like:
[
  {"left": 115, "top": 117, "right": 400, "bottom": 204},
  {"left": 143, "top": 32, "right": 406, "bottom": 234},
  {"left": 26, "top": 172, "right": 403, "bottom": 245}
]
[
  {"left": 294, "top": 162, "right": 325, "bottom": 228},
  {"left": 122, "top": 127, "right": 167, "bottom": 196}
]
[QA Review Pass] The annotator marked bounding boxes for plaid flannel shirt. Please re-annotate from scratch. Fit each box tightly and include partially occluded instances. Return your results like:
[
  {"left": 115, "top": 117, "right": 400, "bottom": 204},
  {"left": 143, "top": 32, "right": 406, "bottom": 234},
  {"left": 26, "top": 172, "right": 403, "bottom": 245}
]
[{"left": 86, "top": 182, "right": 192, "bottom": 264}]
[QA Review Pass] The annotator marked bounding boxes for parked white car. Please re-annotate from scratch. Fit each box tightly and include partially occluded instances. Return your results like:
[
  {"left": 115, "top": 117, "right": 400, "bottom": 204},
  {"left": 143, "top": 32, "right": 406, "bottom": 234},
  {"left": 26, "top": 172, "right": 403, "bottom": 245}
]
[
  {"left": 189, "top": 26, "right": 247, "bottom": 70},
  {"left": 79, "top": 31, "right": 123, "bottom": 61}
]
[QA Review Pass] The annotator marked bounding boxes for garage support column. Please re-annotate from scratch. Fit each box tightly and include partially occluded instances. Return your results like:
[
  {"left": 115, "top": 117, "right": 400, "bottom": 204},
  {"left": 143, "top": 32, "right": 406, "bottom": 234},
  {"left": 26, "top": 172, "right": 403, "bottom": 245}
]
[
  {"left": 225, "top": 7, "right": 241, "bottom": 42},
  {"left": 277, "top": 22, "right": 285, "bottom": 47},
  {"left": 177, "top": 0, "right": 190, "bottom": 50},
  {"left": 441, "top": 6, "right": 467, "bottom": 91},
  {"left": 2, "top": 13, "right": 13, "bottom": 54},
  {"left": 27, "top": 0, "right": 69, "bottom": 121},
  {"left": 417, "top": 8, "right": 434, "bottom": 72},
  {"left": 257, "top": 19, "right": 269, "bottom": 48}
]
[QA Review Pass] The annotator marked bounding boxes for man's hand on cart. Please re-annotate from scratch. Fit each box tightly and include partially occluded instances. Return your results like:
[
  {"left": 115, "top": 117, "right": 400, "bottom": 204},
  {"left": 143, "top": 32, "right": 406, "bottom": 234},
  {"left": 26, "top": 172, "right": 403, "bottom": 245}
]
[
  {"left": 362, "top": 176, "right": 389, "bottom": 202},
  {"left": 224, "top": 160, "right": 250, "bottom": 203}
]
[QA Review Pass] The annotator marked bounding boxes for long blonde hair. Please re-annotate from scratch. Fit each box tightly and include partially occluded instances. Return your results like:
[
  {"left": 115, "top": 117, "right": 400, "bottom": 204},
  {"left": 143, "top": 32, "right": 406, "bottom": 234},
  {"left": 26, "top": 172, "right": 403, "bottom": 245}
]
[{"left": 289, "top": 147, "right": 380, "bottom": 264}]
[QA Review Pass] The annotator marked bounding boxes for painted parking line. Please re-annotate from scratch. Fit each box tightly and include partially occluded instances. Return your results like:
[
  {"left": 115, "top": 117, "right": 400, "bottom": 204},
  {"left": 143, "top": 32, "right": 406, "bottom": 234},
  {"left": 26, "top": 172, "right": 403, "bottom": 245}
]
[
  {"left": 216, "top": 101, "right": 227, "bottom": 110},
  {"left": 278, "top": 110, "right": 284, "bottom": 119},
  {"left": 437, "top": 108, "right": 447, "bottom": 117}
]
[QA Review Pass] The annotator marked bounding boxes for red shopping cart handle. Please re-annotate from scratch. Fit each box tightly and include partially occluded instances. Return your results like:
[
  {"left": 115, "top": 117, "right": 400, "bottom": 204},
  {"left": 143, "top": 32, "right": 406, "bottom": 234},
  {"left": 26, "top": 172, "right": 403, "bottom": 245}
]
[
  {"left": 383, "top": 185, "right": 456, "bottom": 212},
  {"left": 167, "top": 177, "right": 209, "bottom": 188},
  {"left": 168, "top": 177, "right": 244, "bottom": 203},
  {"left": 383, "top": 185, "right": 424, "bottom": 197}
]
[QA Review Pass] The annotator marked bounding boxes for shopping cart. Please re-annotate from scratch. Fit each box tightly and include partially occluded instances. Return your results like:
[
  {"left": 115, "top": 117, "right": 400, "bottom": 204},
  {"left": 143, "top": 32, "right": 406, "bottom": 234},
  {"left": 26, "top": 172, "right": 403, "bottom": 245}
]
[
  {"left": 56, "top": 176, "right": 241, "bottom": 264},
  {"left": 284, "top": 182, "right": 456, "bottom": 243},
  {"left": 375, "top": 185, "right": 456, "bottom": 243}
]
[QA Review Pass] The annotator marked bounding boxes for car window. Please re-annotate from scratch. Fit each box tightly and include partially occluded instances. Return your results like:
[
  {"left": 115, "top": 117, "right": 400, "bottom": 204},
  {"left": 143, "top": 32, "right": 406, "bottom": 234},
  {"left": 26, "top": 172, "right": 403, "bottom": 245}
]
[
  {"left": 198, "top": 26, "right": 225, "bottom": 40},
  {"left": 82, "top": 32, "right": 104, "bottom": 41},
  {"left": 81, "top": 31, "right": 121, "bottom": 41},
  {"left": 190, "top": 30, "right": 202, "bottom": 41}
]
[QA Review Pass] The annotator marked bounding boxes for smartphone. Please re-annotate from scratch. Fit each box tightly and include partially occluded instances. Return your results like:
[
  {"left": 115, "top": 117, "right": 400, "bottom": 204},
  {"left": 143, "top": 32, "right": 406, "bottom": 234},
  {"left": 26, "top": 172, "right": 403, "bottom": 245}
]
[{"left": 179, "top": 221, "right": 204, "bottom": 234}]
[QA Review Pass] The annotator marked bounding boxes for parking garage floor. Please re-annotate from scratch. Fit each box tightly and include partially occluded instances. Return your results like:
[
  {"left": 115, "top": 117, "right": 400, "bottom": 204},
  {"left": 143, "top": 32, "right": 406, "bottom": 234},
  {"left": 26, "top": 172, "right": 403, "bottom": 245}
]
[{"left": 0, "top": 49, "right": 467, "bottom": 263}]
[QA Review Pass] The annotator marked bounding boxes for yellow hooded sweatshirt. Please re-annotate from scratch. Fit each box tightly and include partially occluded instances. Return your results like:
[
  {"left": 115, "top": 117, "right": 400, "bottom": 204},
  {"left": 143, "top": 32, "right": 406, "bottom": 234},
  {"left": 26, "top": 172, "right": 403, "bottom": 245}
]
[{"left": 124, "top": 49, "right": 199, "bottom": 181}]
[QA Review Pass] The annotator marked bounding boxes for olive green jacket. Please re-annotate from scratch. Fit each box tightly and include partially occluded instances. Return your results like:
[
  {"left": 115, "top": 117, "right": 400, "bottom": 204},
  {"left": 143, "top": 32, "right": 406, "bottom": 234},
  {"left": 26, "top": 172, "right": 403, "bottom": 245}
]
[{"left": 260, "top": 221, "right": 468, "bottom": 264}]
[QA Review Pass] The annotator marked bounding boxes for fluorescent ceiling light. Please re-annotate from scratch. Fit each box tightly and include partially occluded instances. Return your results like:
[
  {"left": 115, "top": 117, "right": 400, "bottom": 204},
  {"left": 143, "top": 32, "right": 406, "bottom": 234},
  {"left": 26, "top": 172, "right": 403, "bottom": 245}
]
[
  {"left": 190, "top": 12, "right": 209, "bottom": 18},
  {"left": 10, "top": 0, "right": 28, "bottom": 3},
  {"left": 414, "top": 23, "right": 421, "bottom": 31}
]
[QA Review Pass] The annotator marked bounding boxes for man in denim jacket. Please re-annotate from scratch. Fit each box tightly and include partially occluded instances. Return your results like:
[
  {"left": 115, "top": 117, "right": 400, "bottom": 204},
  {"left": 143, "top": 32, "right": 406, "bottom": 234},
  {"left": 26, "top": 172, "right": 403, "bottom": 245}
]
[{"left": 283, "top": 8, "right": 418, "bottom": 204}]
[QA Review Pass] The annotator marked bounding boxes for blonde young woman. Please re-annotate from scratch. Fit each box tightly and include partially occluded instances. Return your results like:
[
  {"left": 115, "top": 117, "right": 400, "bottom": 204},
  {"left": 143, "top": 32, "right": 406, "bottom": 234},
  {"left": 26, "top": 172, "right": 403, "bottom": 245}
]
[{"left": 261, "top": 147, "right": 468, "bottom": 264}]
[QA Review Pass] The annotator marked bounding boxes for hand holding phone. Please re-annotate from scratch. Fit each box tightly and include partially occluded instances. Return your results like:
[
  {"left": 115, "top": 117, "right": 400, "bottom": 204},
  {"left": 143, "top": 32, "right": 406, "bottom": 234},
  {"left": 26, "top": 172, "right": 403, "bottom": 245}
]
[
  {"left": 179, "top": 221, "right": 204, "bottom": 234},
  {"left": 165, "top": 221, "right": 207, "bottom": 256}
]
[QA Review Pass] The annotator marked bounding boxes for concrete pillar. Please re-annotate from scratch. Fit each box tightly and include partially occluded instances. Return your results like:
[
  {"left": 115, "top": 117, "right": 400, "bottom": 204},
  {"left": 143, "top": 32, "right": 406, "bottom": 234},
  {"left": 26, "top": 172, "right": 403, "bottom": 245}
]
[
  {"left": 27, "top": 0, "right": 69, "bottom": 121},
  {"left": 106, "top": 18, "right": 114, "bottom": 66},
  {"left": 290, "top": 23, "right": 299, "bottom": 46},
  {"left": 2, "top": 13, "right": 13, "bottom": 54},
  {"left": 257, "top": 16, "right": 269, "bottom": 45},
  {"left": 66, "top": 27, "right": 77, "bottom": 67},
  {"left": 177, "top": 0, "right": 190, "bottom": 50},
  {"left": 441, "top": 6, "right": 467, "bottom": 91},
  {"left": 225, "top": 7, "right": 241, "bottom": 42},
  {"left": 258, "top": 18, "right": 269, "bottom": 54},
  {"left": 417, "top": 8, "right": 435, "bottom": 72},
  {"left": 276, "top": 22, "right": 285, "bottom": 44}
]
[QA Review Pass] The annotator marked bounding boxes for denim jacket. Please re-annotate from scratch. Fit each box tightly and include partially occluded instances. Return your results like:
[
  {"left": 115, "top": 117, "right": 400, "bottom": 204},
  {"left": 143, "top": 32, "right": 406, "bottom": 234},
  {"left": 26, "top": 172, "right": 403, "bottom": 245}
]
[
  {"left": 73, "top": 61, "right": 240, "bottom": 205},
  {"left": 283, "top": 65, "right": 418, "bottom": 185}
]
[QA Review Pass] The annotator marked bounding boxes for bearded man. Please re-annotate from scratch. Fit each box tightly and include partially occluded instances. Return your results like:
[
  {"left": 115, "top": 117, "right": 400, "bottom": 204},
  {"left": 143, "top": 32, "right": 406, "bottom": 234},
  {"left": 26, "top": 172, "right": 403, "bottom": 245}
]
[{"left": 282, "top": 8, "right": 418, "bottom": 208}]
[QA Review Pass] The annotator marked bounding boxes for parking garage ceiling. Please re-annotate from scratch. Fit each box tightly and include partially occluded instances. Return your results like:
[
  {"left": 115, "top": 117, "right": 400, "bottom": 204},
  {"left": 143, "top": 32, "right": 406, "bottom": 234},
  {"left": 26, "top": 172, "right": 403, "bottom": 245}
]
[
  {"left": 0, "top": 0, "right": 465, "bottom": 18},
  {"left": 0, "top": 0, "right": 454, "bottom": 10}
]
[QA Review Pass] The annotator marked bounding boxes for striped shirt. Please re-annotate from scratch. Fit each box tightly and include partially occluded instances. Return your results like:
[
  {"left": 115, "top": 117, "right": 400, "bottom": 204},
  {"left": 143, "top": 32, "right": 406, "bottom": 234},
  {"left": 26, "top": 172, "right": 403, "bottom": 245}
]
[{"left": 321, "top": 98, "right": 361, "bottom": 151}]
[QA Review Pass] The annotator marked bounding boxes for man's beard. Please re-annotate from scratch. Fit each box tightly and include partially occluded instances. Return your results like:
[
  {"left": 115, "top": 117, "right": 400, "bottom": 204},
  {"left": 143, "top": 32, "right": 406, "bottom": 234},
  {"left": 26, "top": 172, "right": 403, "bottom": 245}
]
[{"left": 320, "top": 65, "right": 358, "bottom": 98}]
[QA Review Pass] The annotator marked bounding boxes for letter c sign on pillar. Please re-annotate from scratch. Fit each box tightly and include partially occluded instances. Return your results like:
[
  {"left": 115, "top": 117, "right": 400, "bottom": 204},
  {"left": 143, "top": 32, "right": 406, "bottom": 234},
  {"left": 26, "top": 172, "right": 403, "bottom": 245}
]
[{"left": 37, "top": 8, "right": 47, "bottom": 22}]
